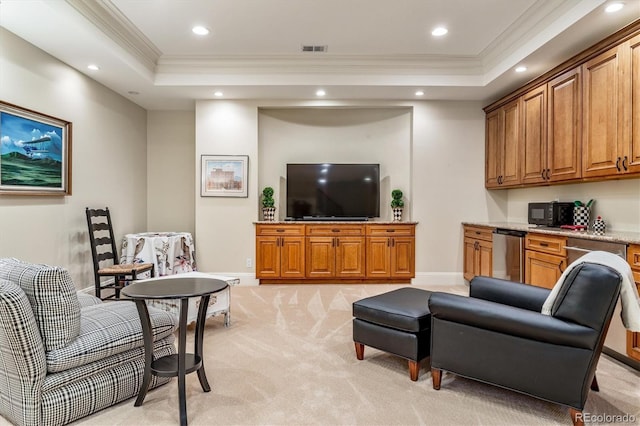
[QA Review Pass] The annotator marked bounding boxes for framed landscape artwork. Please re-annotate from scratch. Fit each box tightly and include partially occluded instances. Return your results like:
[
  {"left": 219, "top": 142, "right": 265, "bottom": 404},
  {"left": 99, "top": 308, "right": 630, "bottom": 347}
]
[
  {"left": 0, "top": 101, "right": 72, "bottom": 195},
  {"left": 201, "top": 155, "right": 248, "bottom": 197}
]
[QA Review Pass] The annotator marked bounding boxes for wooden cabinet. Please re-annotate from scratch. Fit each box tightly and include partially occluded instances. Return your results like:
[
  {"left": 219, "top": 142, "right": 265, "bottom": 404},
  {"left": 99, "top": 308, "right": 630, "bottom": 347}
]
[
  {"left": 521, "top": 85, "right": 547, "bottom": 185},
  {"left": 518, "top": 67, "right": 582, "bottom": 186},
  {"left": 547, "top": 67, "right": 582, "bottom": 182},
  {"left": 365, "top": 224, "right": 415, "bottom": 279},
  {"left": 486, "top": 99, "right": 521, "bottom": 188},
  {"left": 255, "top": 224, "right": 305, "bottom": 280},
  {"left": 524, "top": 233, "right": 567, "bottom": 289},
  {"left": 256, "top": 222, "right": 416, "bottom": 284},
  {"left": 463, "top": 225, "right": 493, "bottom": 281},
  {"left": 485, "top": 22, "right": 640, "bottom": 188},
  {"left": 626, "top": 244, "right": 640, "bottom": 362},
  {"left": 622, "top": 33, "right": 640, "bottom": 175},
  {"left": 306, "top": 225, "right": 365, "bottom": 279},
  {"left": 582, "top": 44, "right": 625, "bottom": 178}
]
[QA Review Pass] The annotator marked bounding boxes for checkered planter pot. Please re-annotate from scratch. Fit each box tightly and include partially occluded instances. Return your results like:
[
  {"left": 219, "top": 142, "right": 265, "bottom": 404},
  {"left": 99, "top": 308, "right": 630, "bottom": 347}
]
[
  {"left": 392, "top": 208, "right": 403, "bottom": 222},
  {"left": 573, "top": 206, "right": 590, "bottom": 226},
  {"left": 262, "top": 207, "right": 276, "bottom": 221}
]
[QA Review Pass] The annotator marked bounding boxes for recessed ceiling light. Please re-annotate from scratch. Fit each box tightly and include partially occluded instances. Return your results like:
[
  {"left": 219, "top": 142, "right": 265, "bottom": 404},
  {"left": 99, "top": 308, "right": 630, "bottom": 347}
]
[
  {"left": 316, "top": 89, "right": 326, "bottom": 97},
  {"left": 605, "top": 2, "right": 624, "bottom": 13},
  {"left": 415, "top": 90, "right": 425, "bottom": 96},
  {"left": 431, "top": 27, "right": 448, "bottom": 37},
  {"left": 515, "top": 66, "right": 527, "bottom": 73},
  {"left": 214, "top": 91, "right": 223, "bottom": 97},
  {"left": 87, "top": 64, "right": 99, "bottom": 71},
  {"left": 192, "top": 26, "right": 210, "bottom": 35}
]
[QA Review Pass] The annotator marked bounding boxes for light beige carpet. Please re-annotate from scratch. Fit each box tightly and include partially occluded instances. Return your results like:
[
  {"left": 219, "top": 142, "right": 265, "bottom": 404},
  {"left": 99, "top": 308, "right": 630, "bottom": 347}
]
[{"left": 53, "top": 285, "right": 640, "bottom": 425}]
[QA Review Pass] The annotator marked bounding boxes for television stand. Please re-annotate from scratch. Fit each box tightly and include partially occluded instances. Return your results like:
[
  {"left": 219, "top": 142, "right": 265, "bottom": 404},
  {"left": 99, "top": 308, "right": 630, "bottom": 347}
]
[
  {"left": 301, "top": 216, "right": 369, "bottom": 222},
  {"left": 255, "top": 222, "right": 416, "bottom": 285}
]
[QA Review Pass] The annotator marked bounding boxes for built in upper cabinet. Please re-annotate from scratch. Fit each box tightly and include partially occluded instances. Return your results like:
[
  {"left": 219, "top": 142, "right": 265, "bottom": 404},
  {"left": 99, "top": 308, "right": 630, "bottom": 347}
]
[
  {"left": 485, "top": 100, "right": 521, "bottom": 188},
  {"left": 485, "top": 21, "right": 640, "bottom": 189},
  {"left": 521, "top": 67, "right": 582, "bottom": 185}
]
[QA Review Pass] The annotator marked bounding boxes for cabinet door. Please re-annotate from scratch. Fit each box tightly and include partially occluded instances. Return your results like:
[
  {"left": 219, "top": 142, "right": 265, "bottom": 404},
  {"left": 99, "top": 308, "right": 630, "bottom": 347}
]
[
  {"left": 335, "top": 237, "right": 365, "bottom": 278},
  {"left": 306, "top": 237, "right": 335, "bottom": 278},
  {"left": 583, "top": 45, "right": 624, "bottom": 178},
  {"left": 390, "top": 236, "right": 415, "bottom": 278},
  {"left": 547, "top": 67, "right": 582, "bottom": 181},
  {"left": 477, "top": 239, "right": 493, "bottom": 278},
  {"left": 501, "top": 100, "right": 522, "bottom": 186},
  {"left": 280, "top": 236, "right": 306, "bottom": 279},
  {"left": 485, "top": 109, "right": 502, "bottom": 188},
  {"left": 366, "top": 236, "right": 391, "bottom": 278},
  {"left": 624, "top": 34, "right": 640, "bottom": 174},
  {"left": 525, "top": 250, "right": 565, "bottom": 289},
  {"left": 255, "top": 237, "right": 280, "bottom": 278},
  {"left": 463, "top": 237, "right": 477, "bottom": 281},
  {"left": 521, "top": 85, "right": 547, "bottom": 185}
]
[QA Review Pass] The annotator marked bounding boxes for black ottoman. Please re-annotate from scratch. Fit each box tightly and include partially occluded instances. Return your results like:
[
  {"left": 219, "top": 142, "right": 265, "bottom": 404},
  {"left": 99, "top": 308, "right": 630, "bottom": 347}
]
[{"left": 352, "top": 287, "right": 432, "bottom": 381}]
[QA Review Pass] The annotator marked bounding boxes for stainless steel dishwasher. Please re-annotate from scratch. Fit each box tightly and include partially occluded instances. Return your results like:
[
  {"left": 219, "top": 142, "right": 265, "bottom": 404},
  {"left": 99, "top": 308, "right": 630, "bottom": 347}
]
[
  {"left": 564, "top": 237, "right": 636, "bottom": 367},
  {"left": 492, "top": 228, "right": 526, "bottom": 283}
]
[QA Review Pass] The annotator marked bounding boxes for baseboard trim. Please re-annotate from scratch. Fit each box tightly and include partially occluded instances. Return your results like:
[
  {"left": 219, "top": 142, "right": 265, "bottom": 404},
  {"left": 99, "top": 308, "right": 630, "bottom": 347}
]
[{"left": 412, "top": 272, "right": 467, "bottom": 287}]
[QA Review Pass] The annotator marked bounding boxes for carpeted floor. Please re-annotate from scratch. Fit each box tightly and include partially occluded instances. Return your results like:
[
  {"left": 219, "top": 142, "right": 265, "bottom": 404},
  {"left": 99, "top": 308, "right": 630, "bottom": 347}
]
[{"left": 64, "top": 284, "right": 640, "bottom": 425}]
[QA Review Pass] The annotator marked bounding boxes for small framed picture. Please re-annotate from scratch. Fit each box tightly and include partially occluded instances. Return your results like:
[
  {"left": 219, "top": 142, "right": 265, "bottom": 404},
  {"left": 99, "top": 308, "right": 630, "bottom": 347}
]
[
  {"left": 201, "top": 155, "right": 248, "bottom": 197},
  {"left": 0, "top": 101, "right": 72, "bottom": 195}
]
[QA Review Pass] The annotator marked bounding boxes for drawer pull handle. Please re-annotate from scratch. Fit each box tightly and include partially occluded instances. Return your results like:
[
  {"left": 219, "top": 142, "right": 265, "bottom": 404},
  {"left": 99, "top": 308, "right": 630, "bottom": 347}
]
[
  {"left": 276, "top": 229, "right": 285, "bottom": 233},
  {"left": 475, "top": 231, "right": 481, "bottom": 235},
  {"left": 332, "top": 229, "right": 340, "bottom": 233},
  {"left": 539, "top": 242, "right": 549, "bottom": 247},
  {"left": 558, "top": 260, "right": 565, "bottom": 273},
  {"left": 387, "top": 229, "right": 396, "bottom": 233}
]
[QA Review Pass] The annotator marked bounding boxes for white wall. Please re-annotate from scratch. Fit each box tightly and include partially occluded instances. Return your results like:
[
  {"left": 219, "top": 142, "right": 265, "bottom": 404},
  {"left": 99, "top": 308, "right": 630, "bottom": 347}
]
[
  {"left": 195, "top": 99, "right": 490, "bottom": 285},
  {"left": 506, "top": 179, "right": 640, "bottom": 231},
  {"left": 258, "top": 107, "right": 411, "bottom": 221},
  {"left": 195, "top": 101, "right": 259, "bottom": 279},
  {"left": 147, "top": 110, "right": 195, "bottom": 235},
  {"left": 0, "top": 28, "right": 148, "bottom": 289}
]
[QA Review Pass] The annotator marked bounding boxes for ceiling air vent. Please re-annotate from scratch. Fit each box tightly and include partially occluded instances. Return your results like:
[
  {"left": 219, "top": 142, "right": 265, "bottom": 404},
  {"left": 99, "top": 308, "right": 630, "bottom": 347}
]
[{"left": 301, "top": 45, "right": 328, "bottom": 53}]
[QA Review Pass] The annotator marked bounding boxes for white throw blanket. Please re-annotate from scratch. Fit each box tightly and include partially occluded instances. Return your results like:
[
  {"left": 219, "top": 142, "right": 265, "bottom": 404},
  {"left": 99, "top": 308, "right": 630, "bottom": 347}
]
[{"left": 541, "top": 251, "right": 640, "bottom": 332}]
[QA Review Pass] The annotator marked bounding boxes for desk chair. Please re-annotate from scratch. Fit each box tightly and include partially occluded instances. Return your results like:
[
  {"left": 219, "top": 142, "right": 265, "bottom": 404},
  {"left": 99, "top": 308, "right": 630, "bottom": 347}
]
[{"left": 85, "top": 207, "right": 154, "bottom": 300}]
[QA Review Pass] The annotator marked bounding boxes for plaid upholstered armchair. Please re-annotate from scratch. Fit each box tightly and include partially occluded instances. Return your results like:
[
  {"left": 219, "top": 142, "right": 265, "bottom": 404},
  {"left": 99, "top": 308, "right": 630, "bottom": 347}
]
[{"left": 0, "top": 258, "right": 178, "bottom": 426}]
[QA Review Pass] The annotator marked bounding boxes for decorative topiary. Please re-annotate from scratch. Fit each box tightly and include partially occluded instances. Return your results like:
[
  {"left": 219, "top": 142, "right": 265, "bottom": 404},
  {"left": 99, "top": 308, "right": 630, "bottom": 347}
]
[
  {"left": 262, "top": 187, "right": 276, "bottom": 221},
  {"left": 262, "top": 187, "right": 275, "bottom": 208},
  {"left": 390, "top": 189, "right": 404, "bottom": 208}
]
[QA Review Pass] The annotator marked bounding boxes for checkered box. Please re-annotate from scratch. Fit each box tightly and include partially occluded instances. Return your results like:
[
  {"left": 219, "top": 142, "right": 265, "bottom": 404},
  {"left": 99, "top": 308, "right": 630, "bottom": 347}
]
[{"left": 573, "top": 206, "right": 590, "bottom": 226}]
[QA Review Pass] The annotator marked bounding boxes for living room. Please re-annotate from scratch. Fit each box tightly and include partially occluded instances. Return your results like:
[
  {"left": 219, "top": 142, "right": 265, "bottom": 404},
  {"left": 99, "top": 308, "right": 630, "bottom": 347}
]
[{"left": 1, "top": 1, "right": 640, "bottom": 425}]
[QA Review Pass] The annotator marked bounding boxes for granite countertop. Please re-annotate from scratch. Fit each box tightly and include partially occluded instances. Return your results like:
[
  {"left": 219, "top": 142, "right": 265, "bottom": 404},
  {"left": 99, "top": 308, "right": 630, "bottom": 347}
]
[
  {"left": 254, "top": 221, "right": 419, "bottom": 225},
  {"left": 462, "top": 221, "right": 640, "bottom": 245}
]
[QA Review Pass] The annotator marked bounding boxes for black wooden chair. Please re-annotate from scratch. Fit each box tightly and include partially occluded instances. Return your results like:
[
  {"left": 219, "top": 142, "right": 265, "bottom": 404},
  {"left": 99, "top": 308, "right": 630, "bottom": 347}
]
[{"left": 85, "top": 207, "right": 154, "bottom": 300}]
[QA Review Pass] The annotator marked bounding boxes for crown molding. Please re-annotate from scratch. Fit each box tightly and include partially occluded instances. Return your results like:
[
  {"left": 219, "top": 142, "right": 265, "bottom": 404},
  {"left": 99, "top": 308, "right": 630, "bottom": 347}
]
[
  {"left": 480, "top": 0, "right": 603, "bottom": 73},
  {"left": 66, "top": 0, "right": 161, "bottom": 73},
  {"left": 155, "top": 54, "right": 483, "bottom": 76}
]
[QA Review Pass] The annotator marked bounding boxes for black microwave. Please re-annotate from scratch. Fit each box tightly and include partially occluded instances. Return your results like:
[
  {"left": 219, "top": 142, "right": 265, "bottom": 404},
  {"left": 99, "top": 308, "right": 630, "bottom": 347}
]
[{"left": 528, "top": 202, "right": 574, "bottom": 227}]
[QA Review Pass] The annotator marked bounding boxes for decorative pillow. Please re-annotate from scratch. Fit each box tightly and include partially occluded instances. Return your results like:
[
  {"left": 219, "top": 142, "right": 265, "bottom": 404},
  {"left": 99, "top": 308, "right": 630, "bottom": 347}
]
[{"left": 0, "top": 258, "right": 81, "bottom": 351}]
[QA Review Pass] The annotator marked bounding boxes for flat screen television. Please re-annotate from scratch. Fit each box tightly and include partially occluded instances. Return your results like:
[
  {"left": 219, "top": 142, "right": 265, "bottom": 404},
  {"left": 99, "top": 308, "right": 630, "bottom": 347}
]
[{"left": 286, "top": 163, "right": 380, "bottom": 220}]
